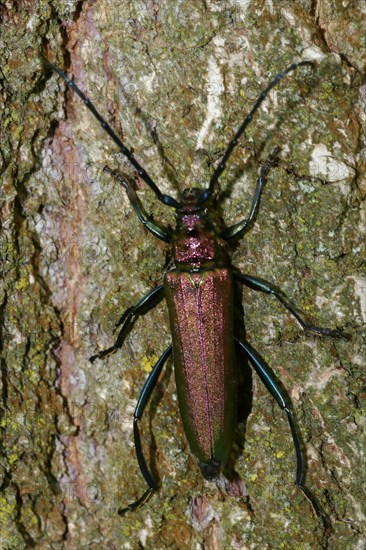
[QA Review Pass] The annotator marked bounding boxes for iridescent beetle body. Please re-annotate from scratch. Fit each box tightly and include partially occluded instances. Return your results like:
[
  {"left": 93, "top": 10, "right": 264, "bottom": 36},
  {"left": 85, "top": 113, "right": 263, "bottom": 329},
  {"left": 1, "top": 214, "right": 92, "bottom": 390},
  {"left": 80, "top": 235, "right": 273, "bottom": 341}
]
[
  {"left": 48, "top": 60, "right": 345, "bottom": 522},
  {"left": 165, "top": 193, "right": 236, "bottom": 477}
]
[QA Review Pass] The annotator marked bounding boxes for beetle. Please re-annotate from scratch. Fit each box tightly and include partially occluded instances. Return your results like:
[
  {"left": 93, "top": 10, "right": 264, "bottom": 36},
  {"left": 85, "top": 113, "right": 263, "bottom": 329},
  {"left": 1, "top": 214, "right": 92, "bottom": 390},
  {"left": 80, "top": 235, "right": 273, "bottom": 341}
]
[{"left": 48, "top": 60, "right": 344, "bottom": 521}]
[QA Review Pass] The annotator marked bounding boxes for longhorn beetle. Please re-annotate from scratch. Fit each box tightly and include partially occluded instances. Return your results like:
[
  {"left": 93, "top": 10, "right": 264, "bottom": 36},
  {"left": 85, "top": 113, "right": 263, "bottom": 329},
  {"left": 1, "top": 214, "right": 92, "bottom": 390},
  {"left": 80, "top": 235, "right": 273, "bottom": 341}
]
[{"left": 48, "top": 60, "right": 344, "bottom": 521}]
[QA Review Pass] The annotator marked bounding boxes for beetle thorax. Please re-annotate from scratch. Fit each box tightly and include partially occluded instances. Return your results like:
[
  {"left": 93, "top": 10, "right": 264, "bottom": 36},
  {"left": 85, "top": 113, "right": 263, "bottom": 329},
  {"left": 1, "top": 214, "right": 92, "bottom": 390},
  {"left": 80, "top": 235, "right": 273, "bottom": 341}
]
[{"left": 172, "top": 208, "right": 223, "bottom": 269}]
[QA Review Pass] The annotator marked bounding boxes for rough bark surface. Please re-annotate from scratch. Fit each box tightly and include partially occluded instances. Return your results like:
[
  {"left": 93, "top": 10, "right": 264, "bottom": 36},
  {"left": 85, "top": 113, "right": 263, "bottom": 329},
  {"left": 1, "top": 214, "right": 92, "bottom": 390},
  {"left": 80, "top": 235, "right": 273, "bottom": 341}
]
[{"left": 1, "top": 0, "right": 365, "bottom": 548}]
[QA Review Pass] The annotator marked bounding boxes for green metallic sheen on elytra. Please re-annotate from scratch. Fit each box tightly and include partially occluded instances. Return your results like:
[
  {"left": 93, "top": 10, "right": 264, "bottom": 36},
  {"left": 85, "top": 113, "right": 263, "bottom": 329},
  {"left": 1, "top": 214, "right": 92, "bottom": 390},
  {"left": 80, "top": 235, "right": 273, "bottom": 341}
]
[{"left": 164, "top": 268, "right": 236, "bottom": 472}]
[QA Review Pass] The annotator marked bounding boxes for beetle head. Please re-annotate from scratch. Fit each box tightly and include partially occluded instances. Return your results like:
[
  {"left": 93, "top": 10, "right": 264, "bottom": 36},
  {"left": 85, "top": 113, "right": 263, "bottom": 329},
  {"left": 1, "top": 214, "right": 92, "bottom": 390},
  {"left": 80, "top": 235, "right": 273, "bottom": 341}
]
[{"left": 181, "top": 187, "right": 200, "bottom": 206}]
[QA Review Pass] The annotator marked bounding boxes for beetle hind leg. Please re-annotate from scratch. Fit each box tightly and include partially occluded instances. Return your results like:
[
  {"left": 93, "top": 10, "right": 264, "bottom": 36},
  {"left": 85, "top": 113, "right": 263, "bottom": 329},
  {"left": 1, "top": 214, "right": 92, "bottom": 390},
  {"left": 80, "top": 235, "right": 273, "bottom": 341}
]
[
  {"left": 235, "top": 338, "right": 330, "bottom": 529},
  {"left": 118, "top": 345, "right": 172, "bottom": 515}
]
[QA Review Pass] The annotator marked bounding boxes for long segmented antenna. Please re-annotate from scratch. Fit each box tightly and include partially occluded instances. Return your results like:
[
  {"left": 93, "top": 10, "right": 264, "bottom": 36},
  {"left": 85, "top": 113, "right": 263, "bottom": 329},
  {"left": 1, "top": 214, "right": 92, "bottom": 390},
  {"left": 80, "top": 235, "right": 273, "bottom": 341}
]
[
  {"left": 199, "top": 60, "right": 314, "bottom": 203},
  {"left": 47, "top": 62, "right": 180, "bottom": 208}
]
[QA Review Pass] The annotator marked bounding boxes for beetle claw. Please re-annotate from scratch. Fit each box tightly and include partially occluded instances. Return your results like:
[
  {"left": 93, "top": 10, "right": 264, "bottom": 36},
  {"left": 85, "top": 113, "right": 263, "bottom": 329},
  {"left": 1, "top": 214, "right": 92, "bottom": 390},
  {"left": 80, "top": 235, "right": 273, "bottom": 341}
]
[
  {"left": 118, "top": 487, "right": 155, "bottom": 516},
  {"left": 319, "top": 327, "right": 351, "bottom": 340},
  {"left": 89, "top": 347, "right": 116, "bottom": 363}
]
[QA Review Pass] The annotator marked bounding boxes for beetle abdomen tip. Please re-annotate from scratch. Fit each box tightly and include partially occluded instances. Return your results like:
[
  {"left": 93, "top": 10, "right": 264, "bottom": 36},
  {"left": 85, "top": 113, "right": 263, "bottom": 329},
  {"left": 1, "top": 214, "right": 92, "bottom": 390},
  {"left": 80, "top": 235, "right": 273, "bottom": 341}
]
[{"left": 198, "top": 459, "right": 222, "bottom": 481}]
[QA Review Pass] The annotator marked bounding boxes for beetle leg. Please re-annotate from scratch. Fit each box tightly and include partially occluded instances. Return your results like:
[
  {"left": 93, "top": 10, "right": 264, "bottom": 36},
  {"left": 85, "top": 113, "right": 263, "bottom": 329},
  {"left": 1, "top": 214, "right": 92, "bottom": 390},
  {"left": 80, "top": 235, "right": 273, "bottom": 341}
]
[
  {"left": 222, "top": 146, "right": 280, "bottom": 240},
  {"left": 104, "top": 166, "right": 172, "bottom": 243},
  {"left": 235, "top": 338, "right": 328, "bottom": 529},
  {"left": 118, "top": 344, "right": 172, "bottom": 515},
  {"left": 90, "top": 285, "right": 164, "bottom": 362},
  {"left": 235, "top": 273, "right": 346, "bottom": 338}
]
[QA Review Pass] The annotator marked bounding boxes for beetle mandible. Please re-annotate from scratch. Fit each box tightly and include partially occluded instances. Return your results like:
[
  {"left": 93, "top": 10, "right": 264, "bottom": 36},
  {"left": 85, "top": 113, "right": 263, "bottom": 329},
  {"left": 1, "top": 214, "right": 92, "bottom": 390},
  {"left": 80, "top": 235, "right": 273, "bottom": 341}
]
[{"left": 48, "top": 60, "right": 344, "bottom": 520}]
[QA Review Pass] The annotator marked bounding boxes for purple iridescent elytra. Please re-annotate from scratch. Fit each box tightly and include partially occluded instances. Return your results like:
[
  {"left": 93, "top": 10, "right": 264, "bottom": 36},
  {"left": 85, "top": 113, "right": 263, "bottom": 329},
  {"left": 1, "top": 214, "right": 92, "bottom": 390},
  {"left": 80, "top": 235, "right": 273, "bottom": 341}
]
[{"left": 164, "top": 191, "right": 236, "bottom": 479}]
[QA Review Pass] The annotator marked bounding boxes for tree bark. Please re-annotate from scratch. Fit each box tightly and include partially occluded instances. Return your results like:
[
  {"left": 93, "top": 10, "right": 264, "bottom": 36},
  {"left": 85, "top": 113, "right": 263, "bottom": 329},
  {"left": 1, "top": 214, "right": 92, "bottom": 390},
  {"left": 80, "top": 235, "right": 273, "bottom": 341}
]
[{"left": 1, "top": 0, "right": 365, "bottom": 548}]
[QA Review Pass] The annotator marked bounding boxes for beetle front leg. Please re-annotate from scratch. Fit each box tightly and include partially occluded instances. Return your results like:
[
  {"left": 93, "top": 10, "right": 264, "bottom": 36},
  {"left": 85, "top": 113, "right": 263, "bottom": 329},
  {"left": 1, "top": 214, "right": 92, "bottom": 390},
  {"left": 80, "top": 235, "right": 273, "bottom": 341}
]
[
  {"left": 236, "top": 273, "right": 346, "bottom": 338},
  {"left": 90, "top": 285, "right": 164, "bottom": 362},
  {"left": 104, "top": 166, "right": 172, "bottom": 243},
  {"left": 235, "top": 338, "right": 329, "bottom": 529},
  {"left": 119, "top": 344, "right": 172, "bottom": 516},
  {"left": 222, "top": 146, "right": 280, "bottom": 240}
]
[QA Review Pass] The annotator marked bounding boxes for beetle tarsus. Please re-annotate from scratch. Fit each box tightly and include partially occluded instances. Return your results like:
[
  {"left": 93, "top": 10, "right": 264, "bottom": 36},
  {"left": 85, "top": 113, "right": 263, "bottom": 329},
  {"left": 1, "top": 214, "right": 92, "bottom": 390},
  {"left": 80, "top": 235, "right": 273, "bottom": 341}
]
[
  {"left": 261, "top": 145, "right": 280, "bottom": 175},
  {"left": 89, "top": 347, "right": 117, "bottom": 363},
  {"left": 297, "top": 483, "right": 331, "bottom": 533},
  {"left": 118, "top": 487, "right": 155, "bottom": 516}
]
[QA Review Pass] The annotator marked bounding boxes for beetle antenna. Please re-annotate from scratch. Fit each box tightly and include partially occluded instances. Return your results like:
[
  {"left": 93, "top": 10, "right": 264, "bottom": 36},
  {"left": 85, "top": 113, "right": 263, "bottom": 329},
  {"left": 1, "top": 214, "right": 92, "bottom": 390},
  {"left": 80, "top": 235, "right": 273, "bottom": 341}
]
[
  {"left": 199, "top": 60, "right": 314, "bottom": 204},
  {"left": 47, "top": 62, "right": 179, "bottom": 208}
]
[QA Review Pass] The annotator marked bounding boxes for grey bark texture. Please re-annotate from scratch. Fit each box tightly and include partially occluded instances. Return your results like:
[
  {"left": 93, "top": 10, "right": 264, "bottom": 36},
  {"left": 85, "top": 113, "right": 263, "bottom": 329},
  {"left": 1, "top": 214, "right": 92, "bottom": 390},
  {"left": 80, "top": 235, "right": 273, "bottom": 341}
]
[{"left": 0, "top": 0, "right": 365, "bottom": 548}]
